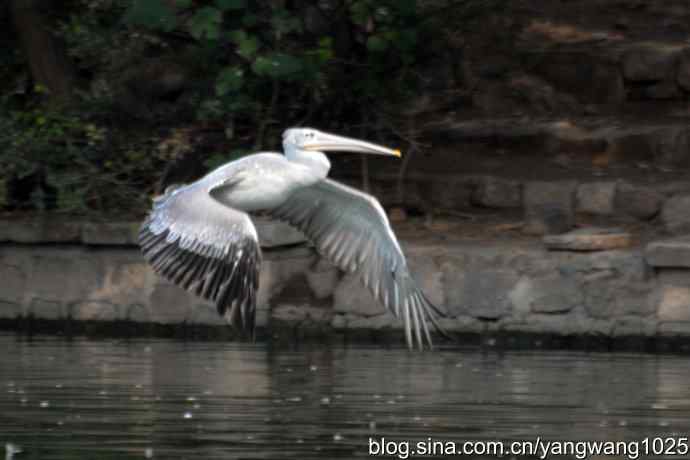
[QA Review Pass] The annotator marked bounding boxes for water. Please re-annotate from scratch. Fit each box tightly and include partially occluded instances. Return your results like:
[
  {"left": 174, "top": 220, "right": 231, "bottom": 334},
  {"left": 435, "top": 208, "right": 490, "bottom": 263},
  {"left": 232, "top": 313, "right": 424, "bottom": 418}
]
[{"left": 1, "top": 333, "right": 689, "bottom": 459}]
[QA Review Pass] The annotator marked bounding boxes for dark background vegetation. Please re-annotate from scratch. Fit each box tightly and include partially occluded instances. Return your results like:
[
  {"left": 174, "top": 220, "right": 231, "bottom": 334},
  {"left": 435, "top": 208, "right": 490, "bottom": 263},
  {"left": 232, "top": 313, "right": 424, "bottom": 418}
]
[{"left": 0, "top": 0, "right": 500, "bottom": 215}]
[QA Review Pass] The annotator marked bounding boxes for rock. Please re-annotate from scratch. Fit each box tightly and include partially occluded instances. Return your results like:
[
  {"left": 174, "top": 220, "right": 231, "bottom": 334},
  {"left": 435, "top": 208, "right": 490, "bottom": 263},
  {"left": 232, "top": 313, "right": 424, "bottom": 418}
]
[
  {"left": 654, "top": 127, "right": 690, "bottom": 167},
  {"left": 507, "top": 276, "right": 533, "bottom": 316},
  {"left": 472, "top": 82, "right": 521, "bottom": 115},
  {"left": 90, "top": 261, "right": 151, "bottom": 307},
  {"left": 0, "top": 219, "right": 81, "bottom": 243},
  {"left": 521, "top": 275, "right": 582, "bottom": 314},
  {"left": 614, "top": 183, "right": 664, "bottom": 220},
  {"left": 523, "top": 181, "right": 577, "bottom": 235},
  {"left": 660, "top": 194, "right": 690, "bottom": 234},
  {"left": 0, "top": 301, "right": 21, "bottom": 319},
  {"left": 255, "top": 304, "right": 270, "bottom": 328},
  {"left": 654, "top": 181, "right": 690, "bottom": 197},
  {"left": 435, "top": 315, "right": 486, "bottom": 333},
  {"left": 534, "top": 53, "right": 625, "bottom": 105},
  {"left": 583, "top": 280, "right": 620, "bottom": 319},
  {"left": 271, "top": 304, "right": 331, "bottom": 324},
  {"left": 126, "top": 304, "right": 150, "bottom": 322},
  {"left": 642, "top": 81, "right": 682, "bottom": 99},
  {"left": 333, "top": 274, "right": 386, "bottom": 317},
  {"left": 615, "top": 286, "right": 656, "bottom": 316},
  {"left": 568, "top": 250, "right": 649, "bottom": 283},
  {"left": 471, "top": 176, "right": 522, "bottom": 208},
  {"left": 622, "top": 44, "right": 680, "bottom": 82},
  {"left": 442, "top": 267, "right": 518, "bottom": 319},
  {"left": 478, "top": 55, "right": 512, "bottom": 79},
  {"left": 422, "top": 177, "right": 474, "bottom": 211},
  {"left": 387, "top": 207, "right": 408, "bottom": 223},
  {"left": 347, "top": 312, "right": 396, "bottom": 330},
  {"left": 260, "top": 253, "right": 315, "bottom": 304},
  {"left": 677, "top": 48, "right": 690, "bottom": 91},
  {"left": 407, "top": 252, "right": 445, "bottom": 308},
  {"left": 543, "top": 228, "right": 633, "bottom": 251},
  {"left": 0, "top": 264, "right": 26, "bottom": 304},
  {"left": 612, "top": 317, "right": 657, "bottom": 337},
  {"left": 252, "top": 217, "right": 307, "bottom": 248},
  {"left": 657, "top": 322, "right": 690, "bottom": 336},
  {"left": 645, "top": 237, "right": 690, "bottom": 267},
  {"left": 304, "top": 258, "right": 339, "bottom": 299},
  {"left": 82, "top": 222, "right": 139, "bottom": 245},
  {"left": 504, "top": 311, "right": 593, "bottom": 335},
  {"left": 576, "top": 182, "right": 616, "bottom": 215},
  {"left": 656, "top": 286, "right": 690, "bottom": 321},
  {"left": 330, "top": 314, "right": 347, "bottom": 330},
  {"left": 188, "top": 304, "right": 227, "bottom": 326},
  {"left": 658, "top": 269, "right": 690, "bottom": 286},
  {"left": 70, "top": 301, "right": 121, "bottom": 321},
  {"left": 27, "top": 299, "right": 64, "bottom": 319},
  {"left": 605, "top": 132, "right": 656, "bottom": 165},
  {"left": 149, "top": 282, "right": 192, "bottom": 323},
  {"left": 27, "top": 253, "right": 91, "bottom": 304}
]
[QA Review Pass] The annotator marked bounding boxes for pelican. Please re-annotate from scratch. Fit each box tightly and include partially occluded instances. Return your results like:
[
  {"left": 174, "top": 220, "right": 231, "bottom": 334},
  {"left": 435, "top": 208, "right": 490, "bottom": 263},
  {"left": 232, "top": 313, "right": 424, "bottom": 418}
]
[{"left": 138, "top": 128, "right": 445, "bottom": 349}]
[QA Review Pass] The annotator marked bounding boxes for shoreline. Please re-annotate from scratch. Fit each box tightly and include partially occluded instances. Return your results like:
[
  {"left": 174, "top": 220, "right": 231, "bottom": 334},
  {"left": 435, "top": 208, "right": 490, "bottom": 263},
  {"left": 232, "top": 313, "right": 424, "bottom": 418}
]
[{"left": 2, "top": 215, "right": 690, "bottom": 352}]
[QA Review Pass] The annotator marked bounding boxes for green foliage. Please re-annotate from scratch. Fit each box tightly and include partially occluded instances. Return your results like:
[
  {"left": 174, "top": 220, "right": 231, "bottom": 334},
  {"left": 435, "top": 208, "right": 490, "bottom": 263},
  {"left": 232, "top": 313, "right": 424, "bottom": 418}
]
[
  {"left": 117, "top": 0, "right": 423, "bottom": 125},
  {"left": 0, "top": 100, "right": 165, "bottom": 212},
  {"left": 1, "top": 0, "right": 491, "bottom": 214},
  {"left": 124, "top": 0, "right": 177, "bottom": 31}
]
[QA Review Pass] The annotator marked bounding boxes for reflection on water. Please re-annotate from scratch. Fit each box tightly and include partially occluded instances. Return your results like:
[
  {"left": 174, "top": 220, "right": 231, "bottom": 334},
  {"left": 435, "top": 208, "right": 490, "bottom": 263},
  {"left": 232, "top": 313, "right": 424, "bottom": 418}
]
[{"left": 1, "top": 333, "right": 689, "bottom": 459}]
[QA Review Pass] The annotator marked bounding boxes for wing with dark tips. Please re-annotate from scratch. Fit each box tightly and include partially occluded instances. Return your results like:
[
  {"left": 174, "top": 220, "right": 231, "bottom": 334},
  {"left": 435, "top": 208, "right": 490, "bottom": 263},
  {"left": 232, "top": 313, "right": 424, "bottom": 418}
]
[
  {"left": 139, "top": 181, "right": 261, "bottom": 333},
  {"left": 270, "top": 179, "right": 445, "bottom": 349}
]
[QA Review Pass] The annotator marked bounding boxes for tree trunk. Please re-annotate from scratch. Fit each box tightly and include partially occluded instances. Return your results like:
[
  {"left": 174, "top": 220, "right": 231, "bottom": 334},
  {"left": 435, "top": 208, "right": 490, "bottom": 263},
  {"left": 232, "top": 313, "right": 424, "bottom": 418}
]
[{"left": 10, "top": 0, "right": 76, "bottom": 103}]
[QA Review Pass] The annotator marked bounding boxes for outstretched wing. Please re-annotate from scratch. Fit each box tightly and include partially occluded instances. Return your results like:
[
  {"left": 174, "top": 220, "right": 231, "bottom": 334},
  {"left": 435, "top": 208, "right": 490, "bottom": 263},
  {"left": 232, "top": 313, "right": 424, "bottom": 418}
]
[
  {"left": 270, "top": 179, "right": 445, "bottom": 349},
  {"left": 139, "top": 181, "right": 261, "bottom": 333}
]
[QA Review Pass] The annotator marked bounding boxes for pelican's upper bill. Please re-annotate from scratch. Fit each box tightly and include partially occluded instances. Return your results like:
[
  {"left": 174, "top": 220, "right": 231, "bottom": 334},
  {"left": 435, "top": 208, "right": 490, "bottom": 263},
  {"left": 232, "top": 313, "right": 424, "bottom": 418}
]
[{"left": 284, "top": 128, "right": 402, "bottom": 157}]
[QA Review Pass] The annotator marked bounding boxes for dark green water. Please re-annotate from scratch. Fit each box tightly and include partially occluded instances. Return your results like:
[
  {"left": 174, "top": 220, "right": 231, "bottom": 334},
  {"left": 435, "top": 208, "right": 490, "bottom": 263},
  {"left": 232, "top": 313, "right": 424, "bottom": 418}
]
[{"left": 1, "top": 333, "right": 689, "bottom": 459}]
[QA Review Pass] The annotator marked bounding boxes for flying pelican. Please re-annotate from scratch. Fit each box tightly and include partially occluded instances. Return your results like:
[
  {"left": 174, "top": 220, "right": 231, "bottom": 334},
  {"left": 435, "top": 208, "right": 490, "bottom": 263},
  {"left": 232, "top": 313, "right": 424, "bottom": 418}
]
[{"left": 138, "top": 128, "right": 445, "bottom": 349}]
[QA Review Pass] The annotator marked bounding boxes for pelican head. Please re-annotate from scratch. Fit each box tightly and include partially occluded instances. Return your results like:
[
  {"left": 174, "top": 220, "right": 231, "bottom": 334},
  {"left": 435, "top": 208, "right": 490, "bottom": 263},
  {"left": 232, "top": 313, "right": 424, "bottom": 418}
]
[{"left": 283, "top": 128, "right": 401, "bottom": 157}]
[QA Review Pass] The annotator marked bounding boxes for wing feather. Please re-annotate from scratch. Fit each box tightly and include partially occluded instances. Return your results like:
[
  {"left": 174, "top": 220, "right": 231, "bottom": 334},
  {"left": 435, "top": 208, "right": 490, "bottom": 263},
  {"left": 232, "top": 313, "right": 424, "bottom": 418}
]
[
  {"left": 271, "top": 179, "right": 445, "bottom": 349},
  {"left": 139, "top": 181, "right": 261, "bottom": 334}
]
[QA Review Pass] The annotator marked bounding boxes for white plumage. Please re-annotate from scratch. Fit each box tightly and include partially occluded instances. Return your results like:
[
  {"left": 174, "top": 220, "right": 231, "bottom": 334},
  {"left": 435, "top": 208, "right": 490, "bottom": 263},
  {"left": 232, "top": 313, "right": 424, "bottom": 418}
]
[{"left": 139, "top": 128, "right": 445, "bottom": 349}]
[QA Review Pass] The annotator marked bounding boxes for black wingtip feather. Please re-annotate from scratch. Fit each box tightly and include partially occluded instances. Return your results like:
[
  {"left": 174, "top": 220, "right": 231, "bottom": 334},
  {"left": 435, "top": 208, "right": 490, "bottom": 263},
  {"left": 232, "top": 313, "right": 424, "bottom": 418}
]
[{"left": 139, "top": 226, "right": 261, "bottom": 337}]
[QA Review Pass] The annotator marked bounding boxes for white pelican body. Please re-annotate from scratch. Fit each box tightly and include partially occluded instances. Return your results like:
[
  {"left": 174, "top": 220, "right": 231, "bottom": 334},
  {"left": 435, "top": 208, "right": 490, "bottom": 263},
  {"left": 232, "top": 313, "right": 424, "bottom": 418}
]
[
  {"left": 139, "top": 128, "right": 444, "bottom": 349},
  {"left": 206, "top": 153, "right": 322, "bottom": 211}
]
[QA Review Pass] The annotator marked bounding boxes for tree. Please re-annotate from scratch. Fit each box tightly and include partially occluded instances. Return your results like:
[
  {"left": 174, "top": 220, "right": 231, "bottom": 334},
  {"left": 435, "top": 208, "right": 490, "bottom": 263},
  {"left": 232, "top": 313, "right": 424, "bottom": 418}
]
[{"left": 10, "top": 0, "right": 77, "bottom": 103}]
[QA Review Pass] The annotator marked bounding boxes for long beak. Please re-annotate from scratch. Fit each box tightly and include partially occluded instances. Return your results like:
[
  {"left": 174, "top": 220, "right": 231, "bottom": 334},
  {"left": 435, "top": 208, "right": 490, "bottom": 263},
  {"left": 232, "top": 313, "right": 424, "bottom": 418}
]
[{"left": 303, "top": 130, "right": 401, "bottom": 157}]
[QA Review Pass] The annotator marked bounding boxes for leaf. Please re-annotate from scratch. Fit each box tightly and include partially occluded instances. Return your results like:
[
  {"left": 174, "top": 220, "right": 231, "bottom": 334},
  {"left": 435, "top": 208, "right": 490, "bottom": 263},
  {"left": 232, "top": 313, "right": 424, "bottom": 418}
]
[
  {"left": 215, "top": 0, "right": 245, "bottom": 10},
  {"left": 124, "top": 0, "right": 177, "bottom": 31},
  {"left": 397, "top": 0, "right": 416, "bottom": 17},
  {"left": 188, "top": 7, "right": 223, "bottom": 40},
  {"left": 237, "top": 35, "right": 259, "bottom": 58},
  {"left": 242, "top": 13, "right": 258, "bottom": 27},
  {"left": 350, "top": 1, "right": 370, "bottom": 26},
  {"left": 261, "top": 53, "right": 303, "bottom": 79},
  {"left": 271, "top": 11, "right": 302, "bottom": 35},
  {"left": 251, "top": 56, "right": 272, "bottom": 76},
  {"left": 397, "top": 28, "right": 417, "bottom": 51},
  {"left": 216, "top": 66, "right": 245, "bottom": 95},
  {"left": 228, "top": 29, "right": 247, "bottom": 42},
  {"left": 366, "top": 35, "right": 388, "bottom": 52}
]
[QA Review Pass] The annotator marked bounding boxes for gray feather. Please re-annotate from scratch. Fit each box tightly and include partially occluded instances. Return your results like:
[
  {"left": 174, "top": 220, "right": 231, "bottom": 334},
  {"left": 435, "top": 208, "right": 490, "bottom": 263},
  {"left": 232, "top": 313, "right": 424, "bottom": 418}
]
[
  {"left": 139, "top": 181, "right": 261, "bottom": 335},
  {"left": 271, "top": 179, "right": 445, "bottom": 349}
]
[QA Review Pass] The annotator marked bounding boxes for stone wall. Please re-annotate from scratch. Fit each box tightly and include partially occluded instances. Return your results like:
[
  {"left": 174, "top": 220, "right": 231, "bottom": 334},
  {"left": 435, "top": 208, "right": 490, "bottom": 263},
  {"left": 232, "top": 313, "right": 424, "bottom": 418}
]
[{"left": 2, "top": 217, "right": 690, "bottom": 349}]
